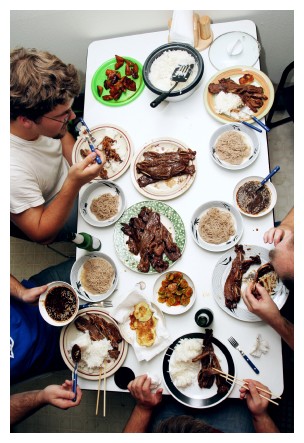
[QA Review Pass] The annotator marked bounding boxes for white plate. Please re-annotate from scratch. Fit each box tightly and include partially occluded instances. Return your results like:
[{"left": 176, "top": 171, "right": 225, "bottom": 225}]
[
  {"left": 191, "top": 201, "right": 243, "bottom": 252},
  {"left": 163, "top": 333, "right": 235, "bottom": 408},
  {"left": 72, "top": 123, "right": 133, "bottom": 181},
  {"left": 131, "top": 137, "right": 196, "bottom": 200},
  {"left": 153, "top": 270, "right": 196, "bottom": 315},
  {"left": 209, "top": 123, "right": 260, "bottom": 170},
  {"left": 233, "top": 176, "right": 277, "bottom": 217},
  {"left": 113, "top": 200, "right": 186, "bottom": 274},
  {"left": 70, "top": 252, "right": 118, "bottom": 302},
  {"left": 212, "top": 244, "right": 289, "bottom": 322},
  {"left": 203, "top": 66, "right": 274, "bottom": 124},
  {"left": 59, "top": 307, "right": 128, "bottom": 380},
  {"left": 79, "top": 181, "right": 126, "bottom": 227}
]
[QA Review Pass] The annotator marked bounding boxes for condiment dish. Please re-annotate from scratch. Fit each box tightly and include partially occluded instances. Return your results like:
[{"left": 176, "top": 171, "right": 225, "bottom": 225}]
[{"left": 233, "top": 176, "right": 277, "bottom": 217}]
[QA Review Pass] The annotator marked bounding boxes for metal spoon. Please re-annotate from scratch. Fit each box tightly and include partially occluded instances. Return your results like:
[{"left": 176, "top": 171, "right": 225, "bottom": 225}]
[{"left": 71, "top": 344, "right": 81, "bottom": 401}]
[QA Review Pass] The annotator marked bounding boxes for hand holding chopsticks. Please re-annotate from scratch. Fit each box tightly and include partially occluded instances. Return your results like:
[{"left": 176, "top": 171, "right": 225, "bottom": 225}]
[{"left": 212, "top": 368, "right": 280, "bottom": 405}]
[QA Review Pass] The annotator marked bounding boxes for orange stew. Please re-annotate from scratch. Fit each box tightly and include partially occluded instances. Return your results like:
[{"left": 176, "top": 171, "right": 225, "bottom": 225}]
[{"left": 157, "top": 271, "right": 193, "bottom": 307}]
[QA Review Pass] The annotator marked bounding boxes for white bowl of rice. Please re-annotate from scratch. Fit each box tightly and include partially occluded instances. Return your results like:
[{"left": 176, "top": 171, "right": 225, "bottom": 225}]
[
  {"left": 70, "top": 252, "right": 118, "bottom": 302},
  {"left": 143, "top": 42, "right": 204, "bottom": 102}
]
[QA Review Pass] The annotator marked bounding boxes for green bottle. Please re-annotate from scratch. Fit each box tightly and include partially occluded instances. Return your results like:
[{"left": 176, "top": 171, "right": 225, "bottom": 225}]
[{"left": 67, "top": 232, "right": 101, "bottom": 252}]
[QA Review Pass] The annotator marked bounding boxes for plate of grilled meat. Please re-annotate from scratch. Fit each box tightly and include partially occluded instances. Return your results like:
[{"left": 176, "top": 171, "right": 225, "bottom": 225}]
[
  {"left": 163, "top": 330, "right": 235, "bottom": 408},
  {"left": 212, "top": 244, "right": 289, "bottom": 321},
  {"left": 60, "top": 307, "right": 128, "bottom": 380},
  {"left": 114, "top": 201, "right": 186, "bottom": 274},
  {"left": 131, "top": 138, "right": 197, "bottom": 200}
]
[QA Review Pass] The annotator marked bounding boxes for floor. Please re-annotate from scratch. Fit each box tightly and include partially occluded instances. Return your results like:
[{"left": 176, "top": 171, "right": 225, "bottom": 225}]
[{"left": 10, "top": 111, "right": 294, "bottom": 433}]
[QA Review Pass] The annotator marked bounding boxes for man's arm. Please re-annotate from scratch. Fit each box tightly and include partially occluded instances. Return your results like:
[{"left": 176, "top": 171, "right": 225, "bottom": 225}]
[
  {"left": 11, "top": 151, "right": 103, "bottom": 243},
  {"left": 123, "top": 375, "right": 163, "bottom": 433},
  {"left": 11, "top": 380, "right": 82, "bottom": 427},
  {"left": 10, "top": 274, "right": 47, "bottom": 304},
  {"left": 243, "top": 283, "right": 294, "bottom": 350}
]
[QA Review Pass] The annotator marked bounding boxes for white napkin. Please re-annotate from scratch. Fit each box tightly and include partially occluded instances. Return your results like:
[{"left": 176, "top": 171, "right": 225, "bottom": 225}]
[
  {"left": 169, "top": 10, "right": 194, "bottom": 46},
  {"left": 112, "top": 289, "right": 171, "bottom": 362}
]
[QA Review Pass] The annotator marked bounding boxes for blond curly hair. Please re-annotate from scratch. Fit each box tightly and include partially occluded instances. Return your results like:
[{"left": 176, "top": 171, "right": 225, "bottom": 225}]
[{"left": 10, "top": 47, "right": 81, "bottom": 121}]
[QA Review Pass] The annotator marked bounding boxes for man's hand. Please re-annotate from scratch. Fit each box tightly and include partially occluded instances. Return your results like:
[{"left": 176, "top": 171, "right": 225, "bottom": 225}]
[
  {"left": 239, "top": 379, "right": 270, "bottom": 416},
  {"left": 20, "top": 285, "right": 48, "bottom": 305},
  {"left": 127, "top": 375, "right": 163, "bottom": 410},
  {"left": 242, "top": 282, "right": 280, "bottom": 323},
  {"left": 67, "top": 150, "right": 104, "bottom": 187},
  {"left": 39, "top": 380, "right": 82, "bottom": 409},
  {"left": 263, "top": 226, "right": 293, "bottom": 247}
]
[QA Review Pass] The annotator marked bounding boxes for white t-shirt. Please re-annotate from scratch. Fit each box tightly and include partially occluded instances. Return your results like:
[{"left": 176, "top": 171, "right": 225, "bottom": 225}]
[{"left": 10, "top": 134, "right": 70, "bottom": 214}]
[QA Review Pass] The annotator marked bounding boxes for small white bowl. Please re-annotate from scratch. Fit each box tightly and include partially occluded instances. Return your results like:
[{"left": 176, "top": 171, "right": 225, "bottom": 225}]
[
  {"left": 39, "top": 281, "right": 79, "bottom": 327},
  {"left": 233, "top": 176, "right": 277, "bottom": 217},
  {"left": 70, "top": 252, "right": 118, "bottom": 302}
]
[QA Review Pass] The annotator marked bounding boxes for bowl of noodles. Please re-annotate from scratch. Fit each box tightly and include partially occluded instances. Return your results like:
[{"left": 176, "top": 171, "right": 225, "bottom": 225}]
[
  {"left": 190, "top": 201, "right": 243, "bottom": 252},
  {"left": 70, "top": 252, "right": 118, "bottom": 302}
]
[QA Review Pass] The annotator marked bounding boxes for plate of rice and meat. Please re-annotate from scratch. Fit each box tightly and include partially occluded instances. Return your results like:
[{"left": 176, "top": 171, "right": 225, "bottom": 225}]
[
  {"left": 163, "top": 330, "right": 235, "bottom": 408},
  {"left": 114, "top": 201, "right": 186, "bottom": 274},
  {"left": 131, "top": 138, "right": 197, "bottom": 200},
  {"left": 70, "top": 252, "right": 118, "bottom": 302},
  {"left": 212, "top": 244, "right": 289, "bottom": 321},
  {"left": 79, "top": 181, "right": 126, "bottom": 227},
  {"left": 203, "top": 66, "right": 274, "bottom": 124},
  {"left": 72, "top": 124, "right": 134, "bottom": 181},
  {"left": 153, "top": 270, "right": 196, "bottom": 315},
  {"left": 60, "top": 307, "right": 128, "bottom": 380},
  {"left": 191, "top": 201, "right": 243, "bottom": 252},
  {"left": 209, "top": 123, "right": 260, "bottom": 170}
]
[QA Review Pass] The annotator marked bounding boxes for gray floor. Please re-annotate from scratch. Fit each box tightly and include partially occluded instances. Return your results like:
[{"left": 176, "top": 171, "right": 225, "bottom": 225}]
[{"left": 10, "top": 111, "right": 294, "bottom": 433}]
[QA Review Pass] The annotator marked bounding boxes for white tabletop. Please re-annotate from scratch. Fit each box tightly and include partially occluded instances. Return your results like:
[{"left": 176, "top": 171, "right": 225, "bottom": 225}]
[{"left": 76, "top": 20, "right": 283, "bottom": 398}]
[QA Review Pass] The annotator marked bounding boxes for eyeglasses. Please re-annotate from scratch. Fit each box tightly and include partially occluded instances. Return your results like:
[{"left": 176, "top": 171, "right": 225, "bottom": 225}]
[{"left": 42, "top": 108, "right": 73, "bottom": 124}]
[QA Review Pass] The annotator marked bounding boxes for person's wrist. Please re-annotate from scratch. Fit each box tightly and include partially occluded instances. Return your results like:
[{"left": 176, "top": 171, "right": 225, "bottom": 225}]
[
  {"left": 35, "top": 389, "right": 48, "bottom": 407},
  {"left": 135, "top": 403, "right": 154, "bottom": 414}
]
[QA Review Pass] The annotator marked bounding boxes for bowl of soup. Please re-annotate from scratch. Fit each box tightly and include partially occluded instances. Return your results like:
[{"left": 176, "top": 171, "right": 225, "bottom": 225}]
[{"left": 39, "top": 281, "right": 79, "bottom": 326}]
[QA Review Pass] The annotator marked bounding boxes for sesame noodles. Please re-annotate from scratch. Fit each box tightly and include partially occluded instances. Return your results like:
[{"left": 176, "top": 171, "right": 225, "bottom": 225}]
[
  {"left": 90, "top": 193, "right": 119, "bottom": 221},
  {"left": 80, "top": 258, "right": 115, "bottom": 295},
  {"left": 198, "top": 208, "right": 235, "bottom": 244}
]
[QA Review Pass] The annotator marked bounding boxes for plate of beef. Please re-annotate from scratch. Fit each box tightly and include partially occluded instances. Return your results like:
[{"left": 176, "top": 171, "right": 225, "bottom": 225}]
[
  {"left": 131, "top": 138, "right": 197, "bottom": 200},
  {"left": 113, "top": 201, "right": 186, "bottom": 274},
  {"left": 204, "top": 66, "right": 274, "bottom": 124},
  {"left": 212, "top": 244, "right": 289, "bottom": 321}
]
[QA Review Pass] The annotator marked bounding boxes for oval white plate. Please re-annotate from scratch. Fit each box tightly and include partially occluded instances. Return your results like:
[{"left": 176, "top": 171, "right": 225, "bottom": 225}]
[
  {"left": 209, "top": 123, "right": 260, "bottom": 170},
  {"left": 233, "top": 176, "right": 277, "bottom": 217},
  {"left": 79, "top": 180, "right": 126, "bottom": 227},
  {"left": 72, "top": 123, "right": 133, "bottom": 181},
  {"left": 70, "top": 252, "right": 118, "bottom": 302},
  {"left": 131, "top": 137, "right": 197, "bottom": 201},
  {"left": 153, "top": 270, "right": 196, "bottom": 315},
  {"left": 212, "top": 244, "right": 289, "bottom": 322},
  {"left": 191, "top": 201, "right": 243, "bottom": 252}
]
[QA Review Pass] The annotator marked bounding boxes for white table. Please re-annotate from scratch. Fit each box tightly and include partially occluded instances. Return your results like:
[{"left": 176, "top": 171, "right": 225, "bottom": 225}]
[{"left": 76, "top": 19, "right": 283, "bottom": 398}]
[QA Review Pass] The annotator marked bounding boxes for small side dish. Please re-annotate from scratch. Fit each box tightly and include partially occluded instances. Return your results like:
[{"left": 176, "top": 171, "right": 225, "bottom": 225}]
[
  {"left": 233, "top": 176, "right": 277, "bottom": 217},
  {"left": 129, "top": 302, "right": 158, "bottom": 347},
  {"left": 157, "top": 271, "right": 193, "bottom": 307}
]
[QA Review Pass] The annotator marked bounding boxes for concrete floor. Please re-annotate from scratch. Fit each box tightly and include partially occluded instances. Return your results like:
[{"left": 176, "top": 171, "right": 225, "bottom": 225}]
[{"left": 10, "top": 112, "right": 294, "bottom": 433}]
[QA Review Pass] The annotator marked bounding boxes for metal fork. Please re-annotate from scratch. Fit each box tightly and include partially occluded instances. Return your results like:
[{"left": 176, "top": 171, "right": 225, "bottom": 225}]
[
  {"left": 80, "top": 300, "right": 113, "bottom": 309},
  {"left": 228, "top": 336, "right": 260, "bottom": 374}
]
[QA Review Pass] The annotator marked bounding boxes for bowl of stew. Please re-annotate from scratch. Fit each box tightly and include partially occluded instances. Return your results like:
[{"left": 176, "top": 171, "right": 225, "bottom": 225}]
[{"left": 39, "top": 281, "right": 79, "bottom": 326}]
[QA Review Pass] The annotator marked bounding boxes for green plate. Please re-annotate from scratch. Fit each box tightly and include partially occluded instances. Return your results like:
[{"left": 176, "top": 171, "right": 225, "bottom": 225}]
[
  {"left": 91, "top": 56, "right": 145, "bottom": 106},
  {"left": 113, "top": 201, "right": 186, "bottom": 274}
]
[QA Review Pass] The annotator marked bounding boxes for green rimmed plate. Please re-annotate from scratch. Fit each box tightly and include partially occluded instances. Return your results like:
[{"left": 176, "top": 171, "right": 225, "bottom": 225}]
[
  {"left": 91, "top": 56, "right": 145, "bottom": 106},
  {"left": 113, "top": 201, "right": 186, "bottom": 274}
]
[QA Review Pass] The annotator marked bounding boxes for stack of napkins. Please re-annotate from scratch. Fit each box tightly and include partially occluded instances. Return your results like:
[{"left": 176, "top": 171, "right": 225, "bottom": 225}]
[
  {"left": 169, "top": 10, "right": 194, "bottom": 46},
  {"left": 112, "top": 289, "right": 171, "bottom": 361}
]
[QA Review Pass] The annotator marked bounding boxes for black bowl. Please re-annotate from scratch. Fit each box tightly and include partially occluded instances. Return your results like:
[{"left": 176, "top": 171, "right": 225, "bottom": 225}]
[{"left": 143, "top": 42, "right": 204, "bottom": 100}]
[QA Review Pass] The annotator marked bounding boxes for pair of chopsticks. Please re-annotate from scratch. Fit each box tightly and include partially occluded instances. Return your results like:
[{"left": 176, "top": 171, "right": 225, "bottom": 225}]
[
  {"left": 96, "top": 361, "right": 106, "bottom": 416},
  {"left": 212, "top": 367, "right": 280, "bottom": 406}
]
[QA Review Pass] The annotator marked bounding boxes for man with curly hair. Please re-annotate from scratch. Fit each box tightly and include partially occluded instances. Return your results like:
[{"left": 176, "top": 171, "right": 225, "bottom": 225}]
[{"left": 10, "top": 48, "right": 104, "bottom": 244}]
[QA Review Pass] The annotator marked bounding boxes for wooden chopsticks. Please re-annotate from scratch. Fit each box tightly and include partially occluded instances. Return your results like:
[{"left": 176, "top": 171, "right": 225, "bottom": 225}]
[
  {"left": 212, "top": 368, "right": 280, "bottom": 406},
  {"left": 96, "top": 362, "right": 107, "bottom": 416}
]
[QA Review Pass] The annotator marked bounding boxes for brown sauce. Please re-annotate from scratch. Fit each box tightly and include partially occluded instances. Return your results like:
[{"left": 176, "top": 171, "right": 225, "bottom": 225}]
[
  {"left": 45, "top": 286, "right": 77, "bottom": 322},
  {"left": 236, "top": 180, "right": 271, "bottom": 215}
]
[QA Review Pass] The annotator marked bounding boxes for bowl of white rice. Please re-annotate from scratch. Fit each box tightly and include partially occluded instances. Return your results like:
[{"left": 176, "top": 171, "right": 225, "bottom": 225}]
[{"left": 143, "top": 42, "right": 204, "bottom": 102}]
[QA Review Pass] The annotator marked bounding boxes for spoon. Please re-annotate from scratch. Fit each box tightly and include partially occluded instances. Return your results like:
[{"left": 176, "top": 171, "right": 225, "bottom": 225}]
[
  {"left": 71, "top": 344, "right": 81, "bottom": 401},
  {"left": 256, "top": 165, "right": 280, "bottom": 192}
]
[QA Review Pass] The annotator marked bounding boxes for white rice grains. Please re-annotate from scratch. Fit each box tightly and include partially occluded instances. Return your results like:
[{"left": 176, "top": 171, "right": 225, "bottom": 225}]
[
  {"left": 69, "top": 330, "right": 112, "bottom": 369},
  {"left": 169, "top": 338, "right": 202, "bottom": 388}
]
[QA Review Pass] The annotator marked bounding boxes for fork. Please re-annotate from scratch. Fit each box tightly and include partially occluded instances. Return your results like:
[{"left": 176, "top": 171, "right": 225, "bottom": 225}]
[
  {"left": 80, "top": 300, "right": 113, "bottom": 309},
  {"left": 75, "top": 118, "right": 102, "bottom": 164},
  {"left": 228, "top": 336, "right": 260, "bottom": 374}
]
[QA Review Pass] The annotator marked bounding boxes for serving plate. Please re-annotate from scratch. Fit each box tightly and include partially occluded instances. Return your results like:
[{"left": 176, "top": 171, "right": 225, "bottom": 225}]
[
  {"left": 131, "top": 137, "right": 197, "bottom": 200},
  {"left": 209, "top": 123, "right": 260, "bottom": 170},
  {"left": 191, "top": 201, "right": 243, "bottom": 252},
  {"left": 59, "top": 307, "right": 128, "bottom": 380},
  {"left": 163, "top": 333, "right": 235, "bottom": 408},
  {"left": 203, "top": 66, "right": 274, "bottom": 124},
  {"left": 91, "top": 56, "right": 145, "bottom": 106},
  {"left": 79, "top": 181, "right": 126, "bottom": 227},
  {"left": 70, "top": 252, "right": 118, "bottom": 302},
  {"left": 153, "top": 270, "right": 196, "bottom": 315},
  {"left": 72, "top": 124, "right": 133, "bottom": 181},
  {"left": 113, "top": 200, "right": 186, "bottom": 274},
  {"left": 212, "top": 244, "right": 289, "bottom": 322}
]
